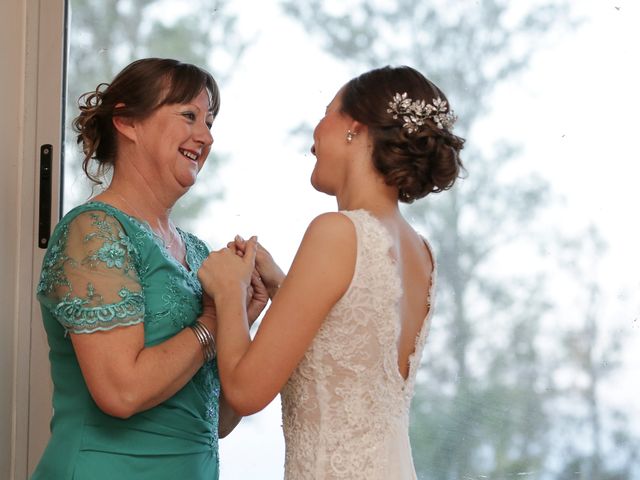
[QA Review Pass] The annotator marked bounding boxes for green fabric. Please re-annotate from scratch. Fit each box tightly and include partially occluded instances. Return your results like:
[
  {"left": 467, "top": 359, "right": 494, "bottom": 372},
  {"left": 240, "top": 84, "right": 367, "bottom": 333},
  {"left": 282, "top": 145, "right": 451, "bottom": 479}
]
[{"left": 31, "top": 201, "right": 220, "bottom": 480}]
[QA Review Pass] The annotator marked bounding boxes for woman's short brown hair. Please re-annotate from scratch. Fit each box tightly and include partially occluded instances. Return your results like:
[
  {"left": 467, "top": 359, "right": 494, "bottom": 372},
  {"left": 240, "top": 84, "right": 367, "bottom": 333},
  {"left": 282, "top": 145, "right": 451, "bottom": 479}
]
[{"left": 73, "top": 58, "right": 219, "bottom": 184}]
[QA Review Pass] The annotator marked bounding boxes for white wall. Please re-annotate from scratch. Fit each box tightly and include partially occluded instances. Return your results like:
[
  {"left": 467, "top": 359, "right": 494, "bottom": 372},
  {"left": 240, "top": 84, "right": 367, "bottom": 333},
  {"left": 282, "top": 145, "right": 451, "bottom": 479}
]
[{"left": 1, "top": 0, "right": 63, "bottom": 478}]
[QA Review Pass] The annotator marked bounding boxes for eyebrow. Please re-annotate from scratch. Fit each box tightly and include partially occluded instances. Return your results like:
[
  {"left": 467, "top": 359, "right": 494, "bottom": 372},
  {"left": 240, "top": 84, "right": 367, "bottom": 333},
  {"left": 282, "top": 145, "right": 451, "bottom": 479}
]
[{"left": 184, "top": 102, "right": 215, "bottom": 115}]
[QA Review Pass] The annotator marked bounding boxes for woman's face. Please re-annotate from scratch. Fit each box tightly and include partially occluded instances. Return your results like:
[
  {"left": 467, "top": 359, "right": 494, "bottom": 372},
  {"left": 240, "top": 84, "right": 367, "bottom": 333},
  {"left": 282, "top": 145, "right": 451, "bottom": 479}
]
[
  {"left": 133, "top": 88, "right": 214, "bottom": 192},
  {"left": 310, "top": 88, "right": 353, "bottom": 195}
]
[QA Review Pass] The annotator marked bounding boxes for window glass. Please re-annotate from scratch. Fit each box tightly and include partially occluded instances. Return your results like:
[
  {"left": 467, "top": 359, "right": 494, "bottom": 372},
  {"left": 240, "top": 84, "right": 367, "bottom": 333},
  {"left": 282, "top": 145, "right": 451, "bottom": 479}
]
[{"left": 63, "top": 1, "right": 640, "bottom": 478}]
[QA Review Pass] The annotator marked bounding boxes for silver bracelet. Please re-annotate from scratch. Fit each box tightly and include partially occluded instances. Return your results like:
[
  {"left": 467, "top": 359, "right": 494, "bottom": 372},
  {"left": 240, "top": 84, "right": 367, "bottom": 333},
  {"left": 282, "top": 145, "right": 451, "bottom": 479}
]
[{"left": 190, "top": 320, "right": 216, "bottom": 363}]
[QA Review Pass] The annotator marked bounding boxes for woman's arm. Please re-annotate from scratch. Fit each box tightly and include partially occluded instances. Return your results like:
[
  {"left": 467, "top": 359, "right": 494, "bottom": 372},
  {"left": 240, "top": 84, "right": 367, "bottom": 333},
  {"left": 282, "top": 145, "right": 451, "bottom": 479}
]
[
  {"left": 71, "top": 306, "right": 217, "bottom": 419},
  {"left": 198, "top": 212, "right": 356, "bottom": 415},
  {"left": 52, "top": 211, "right": 219, "bottom": 419}
]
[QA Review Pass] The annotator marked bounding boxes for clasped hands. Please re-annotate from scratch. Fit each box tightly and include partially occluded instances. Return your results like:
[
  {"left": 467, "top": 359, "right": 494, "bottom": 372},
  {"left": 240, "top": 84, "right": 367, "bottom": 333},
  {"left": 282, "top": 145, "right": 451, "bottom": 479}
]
[{"left": 198, "top": 235, "right": 285, "bottom": 327}]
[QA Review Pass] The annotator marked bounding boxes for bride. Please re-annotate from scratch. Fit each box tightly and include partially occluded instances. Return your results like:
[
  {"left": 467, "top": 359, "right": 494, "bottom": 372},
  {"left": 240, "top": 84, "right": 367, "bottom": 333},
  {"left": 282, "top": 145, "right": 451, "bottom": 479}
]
[{"left": 198, "top": 65, "right": 465, "bottom": 479}]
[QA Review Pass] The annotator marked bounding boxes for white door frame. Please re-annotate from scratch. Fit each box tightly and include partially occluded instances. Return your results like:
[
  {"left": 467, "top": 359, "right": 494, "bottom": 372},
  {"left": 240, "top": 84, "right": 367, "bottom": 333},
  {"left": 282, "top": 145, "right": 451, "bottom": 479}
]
[{"left": 8, "top": 0, "right": 66, "bottom": 478}]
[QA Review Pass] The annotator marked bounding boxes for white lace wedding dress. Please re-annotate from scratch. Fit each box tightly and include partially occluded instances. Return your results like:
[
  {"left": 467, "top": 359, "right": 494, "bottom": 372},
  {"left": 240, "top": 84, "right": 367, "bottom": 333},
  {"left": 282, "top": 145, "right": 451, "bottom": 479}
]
[{"left": 281, "top": 209, "right": 436, "bottom": 480}]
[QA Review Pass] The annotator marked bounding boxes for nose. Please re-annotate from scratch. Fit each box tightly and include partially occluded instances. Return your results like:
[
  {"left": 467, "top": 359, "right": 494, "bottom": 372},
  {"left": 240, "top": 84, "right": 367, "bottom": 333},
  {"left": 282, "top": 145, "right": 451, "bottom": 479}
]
[{"left": 195, "top": 121, "right": 214, "bottom": 147}]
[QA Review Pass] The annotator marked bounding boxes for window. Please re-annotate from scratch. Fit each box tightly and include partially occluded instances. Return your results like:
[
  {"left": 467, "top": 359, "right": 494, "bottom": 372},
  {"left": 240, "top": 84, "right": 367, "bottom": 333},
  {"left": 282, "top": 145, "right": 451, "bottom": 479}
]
[{"left": 53, "top": 1, "right": 640, "bottom": 478}]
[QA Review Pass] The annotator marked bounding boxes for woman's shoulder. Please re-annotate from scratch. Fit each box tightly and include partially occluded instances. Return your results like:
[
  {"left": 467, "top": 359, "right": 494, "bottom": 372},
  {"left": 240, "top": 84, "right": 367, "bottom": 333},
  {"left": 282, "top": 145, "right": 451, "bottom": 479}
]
[
  {"left": 337, "top": 209, "right": 392, "bottom": 242},
  {"left": 58, "top": 200, "right": 135, "bottom": 229},
  {"left": 337, "top": 208, "right": 377, "bottom": 224},
  {"left": 309, "top": 211, "right": 354, "bottom": 229},
  {"left": 303, "top": 209, "right": 395, "bottom": 249},
  {"left": 303, "top": 212, "right": 356, "bottom": 245},
  {"left": 49, "top": 201, "right": 146, "bottom": 257}
]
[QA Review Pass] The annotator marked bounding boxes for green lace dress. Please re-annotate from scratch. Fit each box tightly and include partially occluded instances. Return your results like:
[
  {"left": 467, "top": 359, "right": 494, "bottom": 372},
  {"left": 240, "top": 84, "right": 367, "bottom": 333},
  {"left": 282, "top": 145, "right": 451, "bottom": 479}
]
[{"left": 32, "top": 201, "right": 220, "bottom": 480}]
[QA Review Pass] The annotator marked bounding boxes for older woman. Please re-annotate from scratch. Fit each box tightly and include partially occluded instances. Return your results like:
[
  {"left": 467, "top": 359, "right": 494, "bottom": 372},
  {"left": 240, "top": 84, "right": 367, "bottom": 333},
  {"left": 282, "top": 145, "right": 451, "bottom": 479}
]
[{"left": 32, "top": 58, "right": 265, "bottom": 480}]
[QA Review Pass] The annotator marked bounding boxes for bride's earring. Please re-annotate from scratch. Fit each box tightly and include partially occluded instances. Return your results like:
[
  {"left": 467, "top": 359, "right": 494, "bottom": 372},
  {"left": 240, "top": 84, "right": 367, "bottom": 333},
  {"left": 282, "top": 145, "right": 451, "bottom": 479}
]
[{"left": 346, "top": 130, "right": 356, "bottom": 143}]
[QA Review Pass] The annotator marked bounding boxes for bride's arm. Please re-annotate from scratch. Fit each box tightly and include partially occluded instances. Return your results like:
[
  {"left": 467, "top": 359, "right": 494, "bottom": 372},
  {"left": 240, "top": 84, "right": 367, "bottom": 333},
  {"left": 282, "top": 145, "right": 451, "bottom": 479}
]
[
  {"left": 198, "top": 212, "right": 356, "bottom": 416},
  {"left": 212, "top": 273, "right": 269, "bottom": 436},
  {"left": 218, "top": 392, "right": 242, "bottom": 437}
]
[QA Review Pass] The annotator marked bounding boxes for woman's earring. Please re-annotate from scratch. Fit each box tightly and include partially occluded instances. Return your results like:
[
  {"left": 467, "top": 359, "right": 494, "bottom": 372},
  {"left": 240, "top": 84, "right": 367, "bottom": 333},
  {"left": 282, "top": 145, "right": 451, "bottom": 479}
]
[{"left": 346, "top": 130, "right": 355, "bottom": 143}]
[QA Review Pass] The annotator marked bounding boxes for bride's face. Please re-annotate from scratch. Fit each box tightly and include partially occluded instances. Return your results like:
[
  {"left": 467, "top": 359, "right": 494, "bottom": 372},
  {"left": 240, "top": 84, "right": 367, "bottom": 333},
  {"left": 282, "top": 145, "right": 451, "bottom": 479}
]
[{"left": 309, "top": 88, "right": 353, "bottom": 195}]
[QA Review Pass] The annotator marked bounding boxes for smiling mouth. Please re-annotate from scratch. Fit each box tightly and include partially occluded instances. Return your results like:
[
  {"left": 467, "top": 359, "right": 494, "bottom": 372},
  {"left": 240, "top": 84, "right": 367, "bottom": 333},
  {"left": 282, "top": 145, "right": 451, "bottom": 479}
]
[{"left": 179, "top": 148, "right": 199, "bottom": 161}]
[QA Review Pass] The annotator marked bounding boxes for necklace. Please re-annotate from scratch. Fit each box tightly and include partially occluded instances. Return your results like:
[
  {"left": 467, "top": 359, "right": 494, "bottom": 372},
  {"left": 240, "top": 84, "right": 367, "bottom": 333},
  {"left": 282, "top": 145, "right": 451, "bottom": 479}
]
[{"left": 108, "top": 190, "right": 181, "bottom": 250}]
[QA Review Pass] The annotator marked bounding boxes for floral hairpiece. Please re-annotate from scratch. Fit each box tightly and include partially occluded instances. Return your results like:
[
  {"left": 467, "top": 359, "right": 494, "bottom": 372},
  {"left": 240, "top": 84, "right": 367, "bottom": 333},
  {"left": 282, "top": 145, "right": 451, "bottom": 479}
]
[{"left": 387, "top": 92, "right": 457, "bottom": 133}]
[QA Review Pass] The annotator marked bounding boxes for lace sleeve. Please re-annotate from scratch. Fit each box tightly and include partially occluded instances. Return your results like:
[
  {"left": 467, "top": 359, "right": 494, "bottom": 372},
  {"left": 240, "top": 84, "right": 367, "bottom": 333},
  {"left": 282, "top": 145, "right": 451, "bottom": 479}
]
[{"left": 38, "top": 210, "right": 145, "bottom": 334}]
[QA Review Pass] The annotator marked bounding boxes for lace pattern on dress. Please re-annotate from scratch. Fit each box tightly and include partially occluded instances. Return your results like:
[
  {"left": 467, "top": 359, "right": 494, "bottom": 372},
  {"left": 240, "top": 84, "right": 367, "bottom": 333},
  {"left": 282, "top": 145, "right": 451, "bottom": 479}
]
[
  {"left": 38, "top": 210, "right": 145, "bottom": 334},
  {"left": 53, "top": 287, "right": 145, "bottom": 334},
  {"left": 115, "top": 213, "right": 220, "bottom": 427},
  {"left": 281, "top": 209, "right": 436, "bottom": 480}
]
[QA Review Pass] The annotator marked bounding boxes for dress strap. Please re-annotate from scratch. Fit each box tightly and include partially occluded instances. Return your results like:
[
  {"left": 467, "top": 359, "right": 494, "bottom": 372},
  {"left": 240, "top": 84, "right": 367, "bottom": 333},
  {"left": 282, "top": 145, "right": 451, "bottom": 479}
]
[{"left": 419, "top": 235, "right": 437, "bottom": 308}]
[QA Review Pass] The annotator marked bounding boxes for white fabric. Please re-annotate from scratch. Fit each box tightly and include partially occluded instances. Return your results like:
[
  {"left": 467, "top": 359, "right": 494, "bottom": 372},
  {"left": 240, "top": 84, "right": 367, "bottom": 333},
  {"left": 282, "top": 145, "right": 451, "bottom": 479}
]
[{"left": 281, "top": 209, "right": 436, "bottom": 480}]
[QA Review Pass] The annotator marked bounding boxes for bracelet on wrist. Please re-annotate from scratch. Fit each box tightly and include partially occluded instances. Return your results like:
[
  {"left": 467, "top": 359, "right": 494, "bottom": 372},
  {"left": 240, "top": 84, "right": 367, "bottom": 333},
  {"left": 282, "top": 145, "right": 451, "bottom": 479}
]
[{"left": 190, "top": 320, "right": 216, "bottom": 363}]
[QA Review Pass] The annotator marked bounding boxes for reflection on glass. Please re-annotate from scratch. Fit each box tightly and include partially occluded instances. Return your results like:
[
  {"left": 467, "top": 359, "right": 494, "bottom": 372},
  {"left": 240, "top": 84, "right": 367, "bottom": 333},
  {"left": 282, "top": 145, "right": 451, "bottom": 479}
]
[{"left": 63, "top": 1, "right": 640, "bottom": 479}]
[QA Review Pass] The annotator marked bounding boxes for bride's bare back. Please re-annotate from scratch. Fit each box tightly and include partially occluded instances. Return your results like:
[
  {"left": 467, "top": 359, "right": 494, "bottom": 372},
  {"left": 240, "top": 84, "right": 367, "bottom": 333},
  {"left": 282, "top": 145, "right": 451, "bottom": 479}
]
[
  {"left": 385, "top": 218, "right": 435, "bottom": 379},
  {"left": 280, "top": 210, "right": 435, "bottom": 479}
]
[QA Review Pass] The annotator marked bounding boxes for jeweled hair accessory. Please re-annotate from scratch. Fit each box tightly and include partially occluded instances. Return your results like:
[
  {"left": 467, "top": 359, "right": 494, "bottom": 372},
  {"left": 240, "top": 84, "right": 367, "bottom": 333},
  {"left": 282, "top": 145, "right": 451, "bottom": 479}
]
[{"left": 387, "top": 92, "right": 457, "bottom": 133}]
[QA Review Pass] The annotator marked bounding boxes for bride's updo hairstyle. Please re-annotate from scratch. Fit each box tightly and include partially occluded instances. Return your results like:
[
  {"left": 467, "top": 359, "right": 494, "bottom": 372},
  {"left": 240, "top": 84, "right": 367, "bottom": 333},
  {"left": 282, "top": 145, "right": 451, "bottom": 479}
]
[
  {"left": 341, "top": 66, "right": 465, "bottom": 202},
  {"left": 73, "top": 57, "right": 219, "bottom": 184}
]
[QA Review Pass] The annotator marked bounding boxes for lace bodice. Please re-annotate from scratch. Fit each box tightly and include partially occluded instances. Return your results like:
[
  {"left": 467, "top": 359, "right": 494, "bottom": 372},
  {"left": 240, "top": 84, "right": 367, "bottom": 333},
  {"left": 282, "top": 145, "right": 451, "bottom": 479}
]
[{"left": 281, "top": 210, "right": 435, "bottom": 480}]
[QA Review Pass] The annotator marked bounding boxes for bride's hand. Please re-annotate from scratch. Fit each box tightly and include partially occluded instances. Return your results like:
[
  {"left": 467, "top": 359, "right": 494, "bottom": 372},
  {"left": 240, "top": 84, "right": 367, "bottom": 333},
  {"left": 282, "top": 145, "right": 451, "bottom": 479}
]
[
  {"left": 222, "top": 238, "right": 269, "bottom": 325},
  {"left": 230, "top": 236, "right": 285, "bottom": 299},
  {"left": 247, "top": 269, "right": 269, "bottom": 326}
]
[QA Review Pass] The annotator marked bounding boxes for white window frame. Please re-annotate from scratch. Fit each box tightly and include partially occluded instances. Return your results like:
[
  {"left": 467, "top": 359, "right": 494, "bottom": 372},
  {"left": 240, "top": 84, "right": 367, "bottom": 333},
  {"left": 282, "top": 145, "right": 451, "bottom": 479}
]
[{"left": 4, "top": 0, "right": 66, "bottom": 478}]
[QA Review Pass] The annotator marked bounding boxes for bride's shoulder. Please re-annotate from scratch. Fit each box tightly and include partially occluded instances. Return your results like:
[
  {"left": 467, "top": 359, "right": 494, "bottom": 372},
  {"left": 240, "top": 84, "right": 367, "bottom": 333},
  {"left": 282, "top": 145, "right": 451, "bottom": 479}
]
[
  {"left": 297, "top": 212, "right": 357, "bottom": 258},
  {"left": 306, "top": 211, "right": 355, "bottom": 236},
  {"left": 287, "top": 212, "right": 357, "bottom": 296}
]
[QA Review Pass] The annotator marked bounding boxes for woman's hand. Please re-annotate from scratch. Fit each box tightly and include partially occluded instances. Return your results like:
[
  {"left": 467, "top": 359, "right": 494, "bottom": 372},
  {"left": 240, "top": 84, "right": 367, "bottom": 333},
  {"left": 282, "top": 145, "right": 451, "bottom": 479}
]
[
  {"left": 247, "top": 269, "right": 269, "bottom": 325},
  {"left": 198, "top": 236, "right": 258, "bottom": 301},
  {"left": 208, "top": 238, "right": 268, "bottom": 325},
  {"left": 231, "top": 236, "right": 285, "bottom": 299}
]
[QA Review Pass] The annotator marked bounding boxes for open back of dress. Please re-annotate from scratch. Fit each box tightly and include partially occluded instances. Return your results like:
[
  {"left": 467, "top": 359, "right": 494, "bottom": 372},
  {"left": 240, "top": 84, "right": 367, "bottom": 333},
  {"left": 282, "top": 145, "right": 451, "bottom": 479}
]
[{"left": 281, "top": 209, "right": 436, "bottom": 480}]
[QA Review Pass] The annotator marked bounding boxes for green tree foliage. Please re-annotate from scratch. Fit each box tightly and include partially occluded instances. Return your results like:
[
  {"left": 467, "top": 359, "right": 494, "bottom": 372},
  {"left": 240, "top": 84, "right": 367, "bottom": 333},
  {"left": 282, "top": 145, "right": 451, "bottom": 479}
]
[
  {"left": 65, "top": 0, "right": 249, "bottom": 226},
  {"left": 283, "top": 1, "right": 638, "bottom": 478}
]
